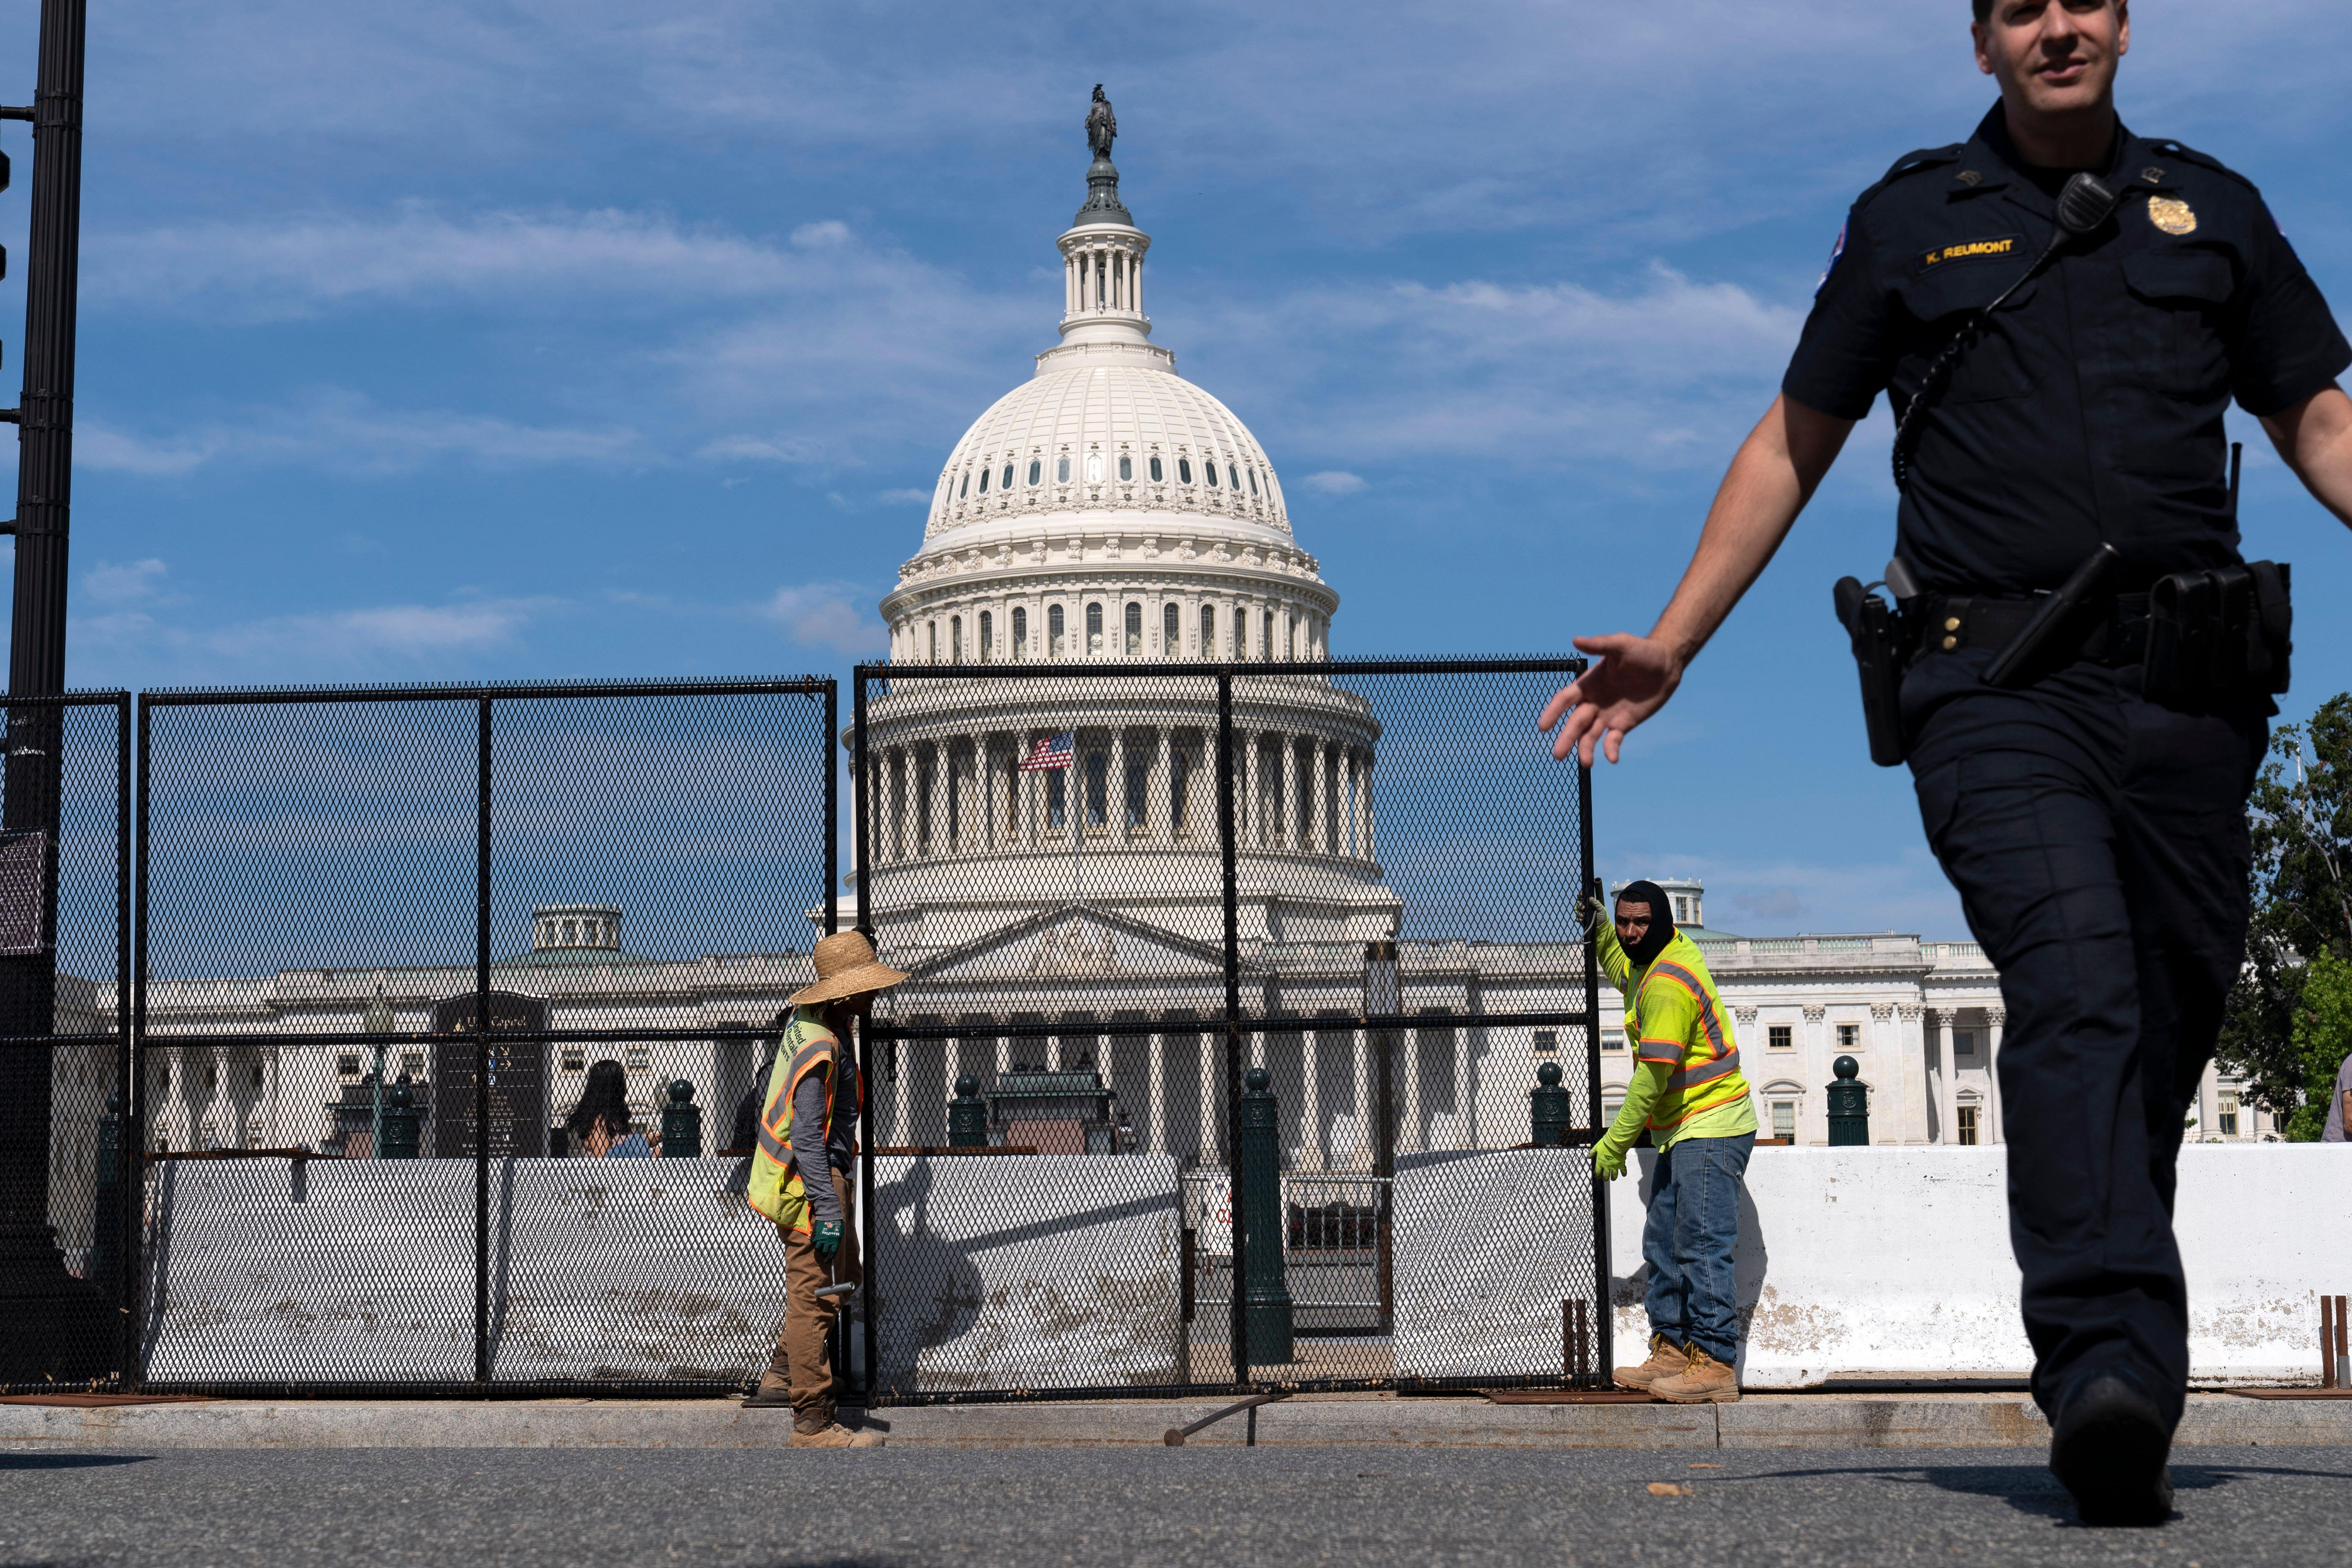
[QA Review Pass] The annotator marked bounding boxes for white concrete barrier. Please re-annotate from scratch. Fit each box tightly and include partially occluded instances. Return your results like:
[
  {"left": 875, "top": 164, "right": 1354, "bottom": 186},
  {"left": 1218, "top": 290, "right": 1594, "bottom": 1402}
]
[
  {"left": 1607, "top": 1144, "right": 2352, "bottom": 1388},
  {"left": 868, "top": 1153, "right": 1184, "bottom": 1395}
]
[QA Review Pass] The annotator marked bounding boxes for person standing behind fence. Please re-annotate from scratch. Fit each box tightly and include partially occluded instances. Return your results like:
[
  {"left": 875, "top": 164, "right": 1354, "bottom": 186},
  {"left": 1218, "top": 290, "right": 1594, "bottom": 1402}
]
[
  {"left": 1589, "top": 880, "right": 1757, "bottom": 1404},
  {"left": 740, "top": 931, "right": 907, "bottom": 1447}
]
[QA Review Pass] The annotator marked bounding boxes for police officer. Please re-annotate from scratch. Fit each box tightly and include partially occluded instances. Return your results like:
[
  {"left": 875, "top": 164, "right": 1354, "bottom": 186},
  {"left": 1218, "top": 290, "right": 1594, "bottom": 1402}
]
[{"left": 1540, "top": 0, "right": 2352, "bottom": 1528}]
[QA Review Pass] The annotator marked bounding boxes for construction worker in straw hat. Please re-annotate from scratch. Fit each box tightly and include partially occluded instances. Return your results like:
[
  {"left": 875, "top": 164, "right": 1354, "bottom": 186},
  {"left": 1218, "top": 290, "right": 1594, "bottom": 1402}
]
[{"left": 740, "top": 929, "right": 907, "bottom": 1446}]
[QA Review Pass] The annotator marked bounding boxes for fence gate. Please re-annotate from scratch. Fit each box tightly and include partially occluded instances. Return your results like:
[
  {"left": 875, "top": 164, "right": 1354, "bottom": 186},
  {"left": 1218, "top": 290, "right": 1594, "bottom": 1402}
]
[
  {"left": 127, "top": 678, "right": 834, "bottom": 1396},
  {"left": 852, "top": 657, "right": 1605, "bottom": 1404},
  {"left": 0, "top": 692, "right": 131, "bottom": 1394}
]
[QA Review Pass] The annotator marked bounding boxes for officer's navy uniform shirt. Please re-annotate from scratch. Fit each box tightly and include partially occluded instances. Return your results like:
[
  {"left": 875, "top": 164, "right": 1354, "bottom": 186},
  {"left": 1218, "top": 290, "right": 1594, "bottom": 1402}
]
[{"left": 1783, "top": 104, "right": 2350, "bottom": 596}]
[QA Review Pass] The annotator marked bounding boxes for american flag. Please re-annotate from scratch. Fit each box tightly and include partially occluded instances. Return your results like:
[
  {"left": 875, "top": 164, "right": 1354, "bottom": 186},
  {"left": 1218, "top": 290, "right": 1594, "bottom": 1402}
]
[{"left": 1019, "top": 731, "right": 1076, "bottom": 772}]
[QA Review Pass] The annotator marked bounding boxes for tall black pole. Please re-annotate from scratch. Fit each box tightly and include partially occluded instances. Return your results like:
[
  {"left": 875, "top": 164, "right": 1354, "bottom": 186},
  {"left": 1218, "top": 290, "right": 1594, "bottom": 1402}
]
[{"left": 0, "top": 0, "right": 96, "bottom": 1387}]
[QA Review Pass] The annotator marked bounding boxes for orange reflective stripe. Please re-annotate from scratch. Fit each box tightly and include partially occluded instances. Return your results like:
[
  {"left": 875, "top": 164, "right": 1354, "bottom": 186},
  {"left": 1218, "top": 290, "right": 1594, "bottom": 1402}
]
[
  {"left": 1647, "top": 1082, "right": 1750, "bottom": 1129},
  {"left": 1645, "top": 963, "right": 1727, "bottom": 1058},
  {"left": 1668, "top": 1047, "right": 1742, "bottom": 1092}
]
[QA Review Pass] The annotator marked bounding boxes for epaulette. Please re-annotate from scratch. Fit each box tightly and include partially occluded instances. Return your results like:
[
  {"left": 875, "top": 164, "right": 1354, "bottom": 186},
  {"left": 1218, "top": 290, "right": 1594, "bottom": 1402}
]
[
  {"left": 1854, "top": 144, "right": 1964, "bottom": 210},
  {"left": 2143, "top": 138, "right": 2260, "bottom": 197}
]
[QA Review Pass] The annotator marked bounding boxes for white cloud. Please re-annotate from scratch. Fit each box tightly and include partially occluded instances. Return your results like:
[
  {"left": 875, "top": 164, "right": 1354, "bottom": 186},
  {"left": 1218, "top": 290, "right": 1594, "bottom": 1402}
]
[
  {"left": 1302, "top": 471, "right": 1367, "bottom": 495},
  {"left": 791, "top": 221, "right": 851, "bottom": 248},
  {"left": 697, "top": 433, "right": 831, "bottom": 465},
  {"left": 877, "top": 487, "right": 934, "bottom": 504},
  {"left": 77, "top": 392, "right": 641, "bottom": 477},
  {"left": 762, "top": 583, "right": 882, "bottom": 656},
  {"left": 74, "top": 594, "right": 551, "bottom": 671},
  {"left": 83, "top": 558, "right": 172, "bottom": 605}
]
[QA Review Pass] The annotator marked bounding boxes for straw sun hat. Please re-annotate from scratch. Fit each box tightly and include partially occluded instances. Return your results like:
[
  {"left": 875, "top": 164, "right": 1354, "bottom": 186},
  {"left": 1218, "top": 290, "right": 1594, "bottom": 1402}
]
[{"left": 789, "top": 930, "right": 910, "bottom": 1006}]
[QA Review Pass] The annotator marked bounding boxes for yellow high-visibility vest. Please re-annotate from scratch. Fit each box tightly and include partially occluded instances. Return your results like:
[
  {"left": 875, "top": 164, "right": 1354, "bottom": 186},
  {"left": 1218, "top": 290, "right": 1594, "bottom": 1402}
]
[
  {"left": 745, "top": 1006, "right": 861, "bottom": 1232},
  {"left": 1625, "top": 933, "right": 1751, "bottom": 1131}
]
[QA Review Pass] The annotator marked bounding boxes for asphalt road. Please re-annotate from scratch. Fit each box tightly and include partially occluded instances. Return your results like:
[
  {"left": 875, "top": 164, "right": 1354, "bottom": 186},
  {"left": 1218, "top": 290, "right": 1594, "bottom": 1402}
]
[{"left": 4, "top": 1444, "right": 2347, "bottom": 1567}]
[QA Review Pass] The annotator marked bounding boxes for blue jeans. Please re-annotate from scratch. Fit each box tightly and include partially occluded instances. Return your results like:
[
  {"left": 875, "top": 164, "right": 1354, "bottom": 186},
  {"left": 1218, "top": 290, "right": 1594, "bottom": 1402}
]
[{"left": 1642, "top": 1131, "right": 1753, "bottom": 1365}]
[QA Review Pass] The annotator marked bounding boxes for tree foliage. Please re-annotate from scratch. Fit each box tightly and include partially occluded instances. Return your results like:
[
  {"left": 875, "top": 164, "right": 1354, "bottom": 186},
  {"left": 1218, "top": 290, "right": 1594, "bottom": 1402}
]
[{"left": 2218, "top": 693, "right": 2352, "bottom": 1137}]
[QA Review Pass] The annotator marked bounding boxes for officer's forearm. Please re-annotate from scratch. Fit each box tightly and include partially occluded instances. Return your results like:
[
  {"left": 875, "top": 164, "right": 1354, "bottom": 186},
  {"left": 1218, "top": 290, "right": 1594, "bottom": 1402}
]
[
  {"left": 1600, "top": 1061, "right": 1671, "bottom": 1153},
  {"left": 2260, "top": 384, "right": 2352, "bottom": 530},
  {"left": 1650, "top": 395, "right": 1856, "bottom": 665}
]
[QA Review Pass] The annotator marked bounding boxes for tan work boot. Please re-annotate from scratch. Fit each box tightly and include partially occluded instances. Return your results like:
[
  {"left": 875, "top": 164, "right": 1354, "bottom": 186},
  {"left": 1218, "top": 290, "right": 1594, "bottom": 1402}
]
[
  {"left": 1652, "top": 1345, "right": 1740, "bottom": 1404},
  {"left": 788, "top": 1421, "right": 884, "bottom": 1448},
  {"left": 1614, "top": 1332, "right": 1691, "bottom": 1392}
]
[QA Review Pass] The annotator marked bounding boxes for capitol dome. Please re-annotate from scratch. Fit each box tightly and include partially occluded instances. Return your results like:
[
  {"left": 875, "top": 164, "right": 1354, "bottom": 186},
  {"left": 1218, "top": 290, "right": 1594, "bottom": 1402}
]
[{"left": 863, "top": 97, "right": 1393, "bottom": 956}]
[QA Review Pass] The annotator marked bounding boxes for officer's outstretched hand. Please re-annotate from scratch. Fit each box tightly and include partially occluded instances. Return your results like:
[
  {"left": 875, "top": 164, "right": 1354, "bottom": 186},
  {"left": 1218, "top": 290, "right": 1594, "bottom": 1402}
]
[
  {"left": 811, "top": 1218, "right": 843, "bottom": 1258},
  {"left": 1593, "top": 1145, "right": 1626, "bottom": 1182},
  {"left": 1539, "top": 634, "right": 1684, "bottom": 766}
]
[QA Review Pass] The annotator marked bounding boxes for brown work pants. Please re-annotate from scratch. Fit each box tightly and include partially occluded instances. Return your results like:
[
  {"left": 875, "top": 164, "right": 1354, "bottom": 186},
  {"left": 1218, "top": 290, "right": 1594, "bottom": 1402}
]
[{"left": 766, "top": 1167, "right": 861, "bottom": 1419}]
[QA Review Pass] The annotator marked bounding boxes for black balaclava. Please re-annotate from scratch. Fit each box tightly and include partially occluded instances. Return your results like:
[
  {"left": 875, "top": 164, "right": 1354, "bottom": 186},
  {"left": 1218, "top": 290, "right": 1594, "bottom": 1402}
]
[{"left": 1615, "top": 879, "right": 1677, "bottom": 969}]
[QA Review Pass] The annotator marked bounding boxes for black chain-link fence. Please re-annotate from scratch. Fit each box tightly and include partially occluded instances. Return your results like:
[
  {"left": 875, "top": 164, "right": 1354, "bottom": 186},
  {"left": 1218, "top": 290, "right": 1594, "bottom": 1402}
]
[
  {"left": 10, "top": 663, "right": 1606, "bottom": 1401},
  {"left": 853, "top": 658, "right": 1607, "bottom": 1404},
  {"left": 122, "top": 678, "right": 834, "bottom": 1397},
  {"left": 0, "top": 692, "right": 132, "bottom": 1395}
]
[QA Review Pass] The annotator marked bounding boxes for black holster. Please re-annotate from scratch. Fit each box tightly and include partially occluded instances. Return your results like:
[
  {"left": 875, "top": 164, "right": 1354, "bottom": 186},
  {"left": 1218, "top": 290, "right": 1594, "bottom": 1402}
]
[
  {"left": 1833, "top": 577, "right": 1911, "bottom": 767},
  {"left": 2143, "top": 560, "right": 2292, "bottom": 707}
]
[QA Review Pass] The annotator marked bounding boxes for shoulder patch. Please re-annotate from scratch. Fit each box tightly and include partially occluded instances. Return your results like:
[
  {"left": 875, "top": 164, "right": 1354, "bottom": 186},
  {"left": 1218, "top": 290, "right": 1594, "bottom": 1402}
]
[
  {"left": 1815, "top": 220, "right": 1847, "bottom": 296},
  {"left": 1854, "top": 144, "right": 1964, "bottom": 211},
  {"left": 2145, "top": 138, "right": 2260, "bottom": 197}
]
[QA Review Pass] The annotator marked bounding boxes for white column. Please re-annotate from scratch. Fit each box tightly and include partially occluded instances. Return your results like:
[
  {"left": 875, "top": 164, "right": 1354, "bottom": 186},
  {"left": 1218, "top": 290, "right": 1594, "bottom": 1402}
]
[
  {"left": 1240, "top": 729, "right": 1258, "bottom": 847},
  {"left": 1110, "top": 728, "right": 1128, "bottom": 842},
  {"left": 926, "top": 741, "right": 946, "bottom": 857},
  {"left": 1151, "top": 727, "right": 1173, "bottom": 846},
  {"left": 901, "top": 747, "right": 919, "bottom": 860},
  {"left": 1133, "top": 254, "right": 1142, "bottom": 316},
  {"left": 1986, "top": 1007, "right": 2006, "bottom": 1145},
  {"left": 1362, "top": 753, "right": 1377, "bottom": 862},
  {"left": 1302, "top": 1028, "right": 1323, "bottom": 1171},
  {"left": 1311, "top": 737, "right": 1331, "bottom": 855}
]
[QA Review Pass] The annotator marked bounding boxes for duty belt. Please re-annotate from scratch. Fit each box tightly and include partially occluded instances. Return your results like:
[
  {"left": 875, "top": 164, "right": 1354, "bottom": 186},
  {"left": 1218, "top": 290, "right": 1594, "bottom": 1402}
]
[{"left": 1916, "top": 592, "right": 2151, "bottom": 670}]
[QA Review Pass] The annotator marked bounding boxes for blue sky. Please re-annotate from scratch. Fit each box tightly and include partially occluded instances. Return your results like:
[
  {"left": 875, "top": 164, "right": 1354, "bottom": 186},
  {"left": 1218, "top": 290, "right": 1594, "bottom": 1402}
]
[{"left": 4, "top": 0, "right": 2348, "bottom": 940}]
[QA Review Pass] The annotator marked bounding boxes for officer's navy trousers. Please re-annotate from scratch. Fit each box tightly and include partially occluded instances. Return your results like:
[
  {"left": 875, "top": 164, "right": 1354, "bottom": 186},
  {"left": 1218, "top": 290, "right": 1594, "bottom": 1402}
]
[{"left": 1902, "top": 651, "right": 2268, "bottom": 1429}]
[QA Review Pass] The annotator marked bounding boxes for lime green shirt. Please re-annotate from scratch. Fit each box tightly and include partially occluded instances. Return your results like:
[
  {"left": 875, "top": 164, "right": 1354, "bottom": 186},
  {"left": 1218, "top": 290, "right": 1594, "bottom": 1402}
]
[{"left": 1595, "top": 921, "right": 1757, "bottom": 1152}]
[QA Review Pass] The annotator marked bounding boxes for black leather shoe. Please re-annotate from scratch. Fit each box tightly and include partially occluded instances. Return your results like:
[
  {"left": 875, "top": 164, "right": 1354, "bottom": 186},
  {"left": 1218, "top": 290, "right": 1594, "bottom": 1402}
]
[{"left": 2049, "top": 1371, "right": 2174, "bottom": 1526}]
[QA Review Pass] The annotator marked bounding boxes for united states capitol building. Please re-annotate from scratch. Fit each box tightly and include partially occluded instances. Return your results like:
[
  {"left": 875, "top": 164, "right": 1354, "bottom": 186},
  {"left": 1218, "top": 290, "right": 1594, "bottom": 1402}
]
[{"left": 118, "top": 107, "right": 2275, "bottom": 1170}]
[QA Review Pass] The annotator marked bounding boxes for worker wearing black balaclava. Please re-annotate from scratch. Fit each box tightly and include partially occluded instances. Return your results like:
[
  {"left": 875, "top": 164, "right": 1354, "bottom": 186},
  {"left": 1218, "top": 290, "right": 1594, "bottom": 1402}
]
[
  {"left": 1585, "top": 877, "right": 1756, "bottom": 1408},
  {"left": 1612, "top": 879, "right": 1676, "bottom": 971}
]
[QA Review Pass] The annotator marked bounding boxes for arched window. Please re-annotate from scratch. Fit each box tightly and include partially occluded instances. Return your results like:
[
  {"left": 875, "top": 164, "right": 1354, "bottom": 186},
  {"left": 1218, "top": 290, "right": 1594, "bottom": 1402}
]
[
  {"left": 1171, "top": 750, "right": 1189, "bottom": 834},
  {"left": 950, "top": 615, "right": 963, "bottom": 664},
  {"left": 977, "top": 466, "right": 989, "bottom": 494},
  {"left": 979, "top": 610, "right": 992, "bottom": 662},
  {"left": 1086, "top": 602, "right": 1104, "bottom": 655},
  {"left": 1200, "top": 604, "right": 1215, "bottom": 659},
  {"left": 1205, "top": 461, "right": 1220, "bottom": 488},
  {"left": 1229, "top": 463, "right": 1241, "bottom": 490},
  {"left": 1118, "top": 454, "right": 1133, "bottom": 481},
  {"left": 1163, "top": 602, "right": 1179, "bottom": 653},
  {"left": 1149, "top": 455, "right": 1164, "bottom": 482},
  {"left": 1248, "top": 467, "right": 1260, "bottom": 495},
  {"left": 1027, "top": 459, "right": 1041, "bottom": 486},
  {"left": 1287, "top": 618, "right": 1297, "bottom": 659},
  {"left": 959, "top": 471, "right": 970, "bottom": 498},
  {"left": 928, "top": 621, "right": 938, "bottom": 663},
  {"left": 1047, "top": 770, "right": 1067, "bottom": 828},
  {"left": 1057, "top": 455, "right": 1070, "bottom": 483},
  {"left": 1048, "top": 604, "right": 1065, "bottom": 656},
  {"left": 1261, "top": 613, "right": 1273, "bottom": 660},
  {"left": 1011, "top": 607, "right": 1027, "bottom": 660},
  {"left": 1125, "top": 602, "right": 1142, "bottom": 655},
  {"left": 1000, "top": 463, "right": 1014, "bottom": 490},
  {"left": 1178, "top": 457, "right": 1193, "bottom": 485},
  {"left": 1235, "top": 608, "right": 1248, "bottom": 659},
  {"left": 1125, "top": 756, "right": 1147, "bottom": 828},
  {"left": 1086, "top": 453, "right": 1104, "bottom": 483}
]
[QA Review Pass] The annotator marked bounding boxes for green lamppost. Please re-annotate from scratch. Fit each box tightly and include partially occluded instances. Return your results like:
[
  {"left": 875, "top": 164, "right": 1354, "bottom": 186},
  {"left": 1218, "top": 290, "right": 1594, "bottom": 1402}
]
[{"left": 365, "top": 982, "right": 394, "bottom": 1158}]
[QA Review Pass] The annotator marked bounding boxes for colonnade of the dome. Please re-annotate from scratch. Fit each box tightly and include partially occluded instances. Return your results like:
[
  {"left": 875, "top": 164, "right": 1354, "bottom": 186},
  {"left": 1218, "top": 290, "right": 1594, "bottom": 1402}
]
[
  {"left": 867, "top": 720, "right": 1379, "bottom": 869},
  {"left": 889, "top": 578, "right": 1332, "bottom": 665},
  {"left": 1060, "top": 229, "right": 1146, "bottom": 323}
]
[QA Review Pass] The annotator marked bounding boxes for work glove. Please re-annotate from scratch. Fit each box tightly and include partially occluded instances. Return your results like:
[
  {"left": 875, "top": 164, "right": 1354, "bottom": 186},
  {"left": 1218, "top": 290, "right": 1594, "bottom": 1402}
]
[
  {"left": 810, "top": 1218, "right": 842, "bottom": 1258},
  {"left": 1593, "top": 1145, "right": 1626, "bottom": 1182}
]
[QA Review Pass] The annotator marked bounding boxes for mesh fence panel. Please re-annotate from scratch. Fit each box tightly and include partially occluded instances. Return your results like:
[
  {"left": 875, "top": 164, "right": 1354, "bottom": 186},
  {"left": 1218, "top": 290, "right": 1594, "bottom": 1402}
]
[
  {"left": 855, "top": 660, "right": 1604, "bottom": 1402},
  {"left": 130, "top": 680, "right": 833, "bottom": 1394},
  {"left": 0, "top": 695, "right": 131, "bottom": 1393}
]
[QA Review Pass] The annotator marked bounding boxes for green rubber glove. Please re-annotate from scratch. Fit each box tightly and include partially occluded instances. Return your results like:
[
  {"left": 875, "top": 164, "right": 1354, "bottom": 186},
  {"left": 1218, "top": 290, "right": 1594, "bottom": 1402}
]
[
  {"left": 811, "top": 1218, "right": 842, "bottom": 1257},
  {"left": 1593, "top": 1145, "right": 1626, "bottom": 1182}
]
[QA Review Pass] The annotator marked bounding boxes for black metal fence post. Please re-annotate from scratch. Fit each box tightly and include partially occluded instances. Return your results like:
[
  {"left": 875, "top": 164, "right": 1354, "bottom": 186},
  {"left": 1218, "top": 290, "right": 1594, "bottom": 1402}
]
[
  {"left": 111, "top": 692, "right": 131, "bottom": 1384},
  {"left": 1216, "top": 669, "right": 1246, "bottom": 1387},
  {"left": 851, "top": 667, "right": 877, "bottom": 1403},
  {"left": 1578, "top": 759, "right": 1609, "bottom": 1385},
  {"left": 126, "top": 694, "right": 151, "bottom": 1391},
  {"left": 474, "top": 693, "right": 492, "bottom": 1386}
]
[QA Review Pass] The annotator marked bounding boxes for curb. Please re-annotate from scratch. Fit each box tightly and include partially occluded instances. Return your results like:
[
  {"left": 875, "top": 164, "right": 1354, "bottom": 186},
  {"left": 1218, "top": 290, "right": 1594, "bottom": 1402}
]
[{"left": 2, "top": 1392, "right": 2345, "bottom": 1451}]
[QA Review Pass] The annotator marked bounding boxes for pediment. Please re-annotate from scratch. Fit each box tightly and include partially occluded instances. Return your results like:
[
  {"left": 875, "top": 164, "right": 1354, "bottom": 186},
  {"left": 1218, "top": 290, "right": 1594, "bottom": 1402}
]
[{"left": 891, "top": 903, "right": 1247, "bottom": 991}]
